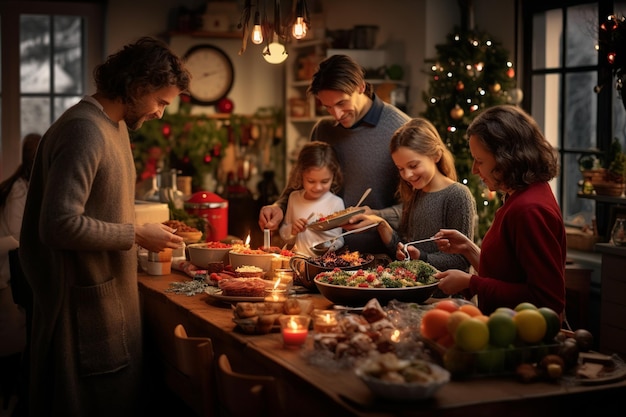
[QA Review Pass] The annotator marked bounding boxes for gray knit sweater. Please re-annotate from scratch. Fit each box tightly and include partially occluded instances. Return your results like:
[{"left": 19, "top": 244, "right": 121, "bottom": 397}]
[
  {"left": 307, "top": 98, "right": 411, "bottom": 254},
  {"left": 19, "top": 100, "right": 141, "bottom": 416},
  {"left": 387, "top": 182, "right": 476, "bottom": 272}
]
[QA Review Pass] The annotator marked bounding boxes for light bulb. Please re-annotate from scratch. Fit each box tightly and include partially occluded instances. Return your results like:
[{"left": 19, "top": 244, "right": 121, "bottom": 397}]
[
  {"left": 262, "top": 41, "right": 288, "bottom": 64},
  {"left": 251, "top": 24, "right": 263, "bottom": 44},
  {"left": 251, "top": 10, "right": 263, "bottom": 45},
  {"left": 292, "top": 16, "right": 307, "bottom": 40}
]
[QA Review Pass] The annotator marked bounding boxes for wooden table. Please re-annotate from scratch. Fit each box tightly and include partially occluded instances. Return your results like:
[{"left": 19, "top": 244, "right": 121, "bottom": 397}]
[{"left": 138, "top": 271, "right": 626, "bottom": 417}]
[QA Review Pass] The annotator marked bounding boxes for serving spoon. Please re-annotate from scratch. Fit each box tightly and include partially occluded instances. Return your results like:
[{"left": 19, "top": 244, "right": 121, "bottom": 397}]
[
  {"left": 310, "top": 222, "right": 379, "bottom": 254},
  {"left": 354, "top": 187, "right": 372, "bottom": 208}
]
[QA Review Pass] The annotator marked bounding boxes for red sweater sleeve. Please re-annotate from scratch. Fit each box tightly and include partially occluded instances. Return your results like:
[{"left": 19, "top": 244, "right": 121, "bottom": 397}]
[{"left": 469, "top": 183, "right": 566, "bottom": 315}]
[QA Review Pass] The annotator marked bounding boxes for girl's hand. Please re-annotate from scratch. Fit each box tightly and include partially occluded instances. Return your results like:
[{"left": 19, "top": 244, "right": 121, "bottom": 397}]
[
  {"left": 291, "top": 217, "right": 308, "bottom": 235},
  {"left": 396, "top": 243, "right": 420, "bottom": 261}
]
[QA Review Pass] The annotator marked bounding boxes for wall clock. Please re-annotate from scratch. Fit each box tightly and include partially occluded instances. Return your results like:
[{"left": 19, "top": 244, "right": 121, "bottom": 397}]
[{"left": 183, "top": 44, "right": 234, "bottom": 106}]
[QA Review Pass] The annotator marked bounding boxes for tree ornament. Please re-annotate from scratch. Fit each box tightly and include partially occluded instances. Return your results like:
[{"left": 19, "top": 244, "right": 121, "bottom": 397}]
[
  {"left": 450, "top": 105, "right": 464, "bottom": 120},
  {"left": 204, "top": 154, "right": 212, "bottom": 164},
  {"left": 507, "top": 67, "right": 515, "bottom": 78},
  {"left": 162, "top": 124, "right": 171, "bottom": 137},
  {"left": 456, "top": 81, "right": 465, "bottom": 91},
  {"left": 506, "top": 88, "right": 524, "bottom": 105},
  {"left": 216, "top": 97, "right": 234, "bottom": 113},
  {"left": 489, "top": 82, "right": 502, "bottom": 93}
]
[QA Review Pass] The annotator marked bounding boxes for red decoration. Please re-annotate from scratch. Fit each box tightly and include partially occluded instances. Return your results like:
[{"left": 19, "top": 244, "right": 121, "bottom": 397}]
[
  {"left": 456, "top": 81, "right": 465, "bottom": 91},
  {"left": 213, "top": 143, "right": 222, "bottom": 156},
  {"left": 507, "top": 68, "right": 515, "bottom": 78},
  {"left": 608, "top": 52, "right": 616, "bottom": 64},
  {"left": 162, "top": 124, "right": 171, "bottom": 137},
  {"left": 180, "top": 94, "right": 191, "bottom": 104},
  {"left": 204, "top": 154, "right": 212, "bottom": 163},
  {"left": 216, "top": 97, "right": 234, "bottom": 113}
]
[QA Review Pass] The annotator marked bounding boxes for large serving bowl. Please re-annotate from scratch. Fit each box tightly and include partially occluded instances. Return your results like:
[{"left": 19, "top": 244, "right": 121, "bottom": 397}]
[
  {"left": 229, "top": 251, "right": 277, "bottom": 272},
  {"left": 187, "top": 243, "right": 232, "bottom": 267},
  {"left": 314, "top": 278, "right": 438, "bottom": 306},
  {"left": 289, "top": 253, "right": 375, "bottom": 292}
]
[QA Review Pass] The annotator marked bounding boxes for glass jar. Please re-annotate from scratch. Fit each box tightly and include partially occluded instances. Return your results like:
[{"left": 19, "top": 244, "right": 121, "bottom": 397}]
[{"left": 611, "top": 218, "right": 626, "bottom": 246}]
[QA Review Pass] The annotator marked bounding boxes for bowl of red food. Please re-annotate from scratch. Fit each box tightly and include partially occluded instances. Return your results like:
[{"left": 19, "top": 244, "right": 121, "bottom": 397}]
[
  {"left": 187, "top": 241, "right": 232, "bottom": 267},
  {"left": 289, "top": 251, "right": 375, "bottom": 292}
]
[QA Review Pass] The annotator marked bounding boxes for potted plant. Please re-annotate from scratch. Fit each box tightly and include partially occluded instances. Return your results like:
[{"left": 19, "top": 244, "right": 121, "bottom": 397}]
[{"left": 593, "top": 138, "right": 626, "bottom": 196}]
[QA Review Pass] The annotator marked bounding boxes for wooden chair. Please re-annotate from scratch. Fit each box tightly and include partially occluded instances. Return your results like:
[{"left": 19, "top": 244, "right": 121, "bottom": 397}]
[
  {"left": 169, "top": 324, "right": 217, "bottom": 417},
  {"left": 215, "top": 354, "right": 284, "bottom": 417}
]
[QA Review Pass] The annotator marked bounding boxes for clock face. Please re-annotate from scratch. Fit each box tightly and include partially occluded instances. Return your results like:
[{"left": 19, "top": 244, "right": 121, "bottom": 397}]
[{"left": 184, "top": 44, "right": 234, "bottom": 106}]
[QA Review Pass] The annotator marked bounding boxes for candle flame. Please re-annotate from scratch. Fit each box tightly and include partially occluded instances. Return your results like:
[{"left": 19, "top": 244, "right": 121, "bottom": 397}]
[
  {"left": 391, "top": 329, "right": 401, "bottom": 343},
  {"left": 244, "top": 234, "right": 250, "bottom": 246},
  {"left": 273, "top": 279, "right": 281, "bottom": 290},
  {"left": 288, "top": 318, "right": 299, "bottom": 330},
  {"left": 323, "top": 313, "right": 332, "bottom": 323}
]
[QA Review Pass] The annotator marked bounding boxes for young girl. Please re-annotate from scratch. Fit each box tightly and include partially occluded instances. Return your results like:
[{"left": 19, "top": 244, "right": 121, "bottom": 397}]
[
  {"left": 279, "top": 141, "right": 345, "bottom": 257},
  {"left": 350, "top": 118, "right": 476, "bottom": 272}
]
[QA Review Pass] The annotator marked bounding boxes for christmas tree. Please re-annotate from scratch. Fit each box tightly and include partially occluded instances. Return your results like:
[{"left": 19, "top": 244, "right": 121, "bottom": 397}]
[{"left": 421, "top": 25, "right": 520, "bottom": 242}]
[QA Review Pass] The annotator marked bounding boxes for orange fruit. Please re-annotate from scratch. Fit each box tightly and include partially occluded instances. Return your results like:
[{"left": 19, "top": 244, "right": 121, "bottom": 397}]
[
  {"left": 455, "top": 317, "right": 490, "bottom": 352},
  {"left": 434, "top": 299, "right": 459, "bottom": 313},
  {"left": 446, "top": 310, "right": 471, "bottom": 338},
  {"left": 458, "top": 304, "right": 482, "bottom": 317},
  {"left": 513, "top": 309, "right": 546, "bottom": 343},
  {"left": 474, "top": 314, "right": 490, "bottom": 324},
  {"left": 420, "top": 308, "right": 451, "bottom": 340},
  {"left": 487, "top": 312, "right": 517, "bottom": 347},
  {"left": 436, "top": 333, "right": 455, "bottom": 349}
]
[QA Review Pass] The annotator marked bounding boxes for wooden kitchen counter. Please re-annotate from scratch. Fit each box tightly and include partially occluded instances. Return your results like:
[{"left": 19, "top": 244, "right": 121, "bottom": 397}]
[{"left": 138, "top": 271, "right": 626, "bottom": 417}]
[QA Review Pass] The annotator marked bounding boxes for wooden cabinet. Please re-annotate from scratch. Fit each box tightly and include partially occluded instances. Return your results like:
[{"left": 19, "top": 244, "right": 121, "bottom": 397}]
[{"left": 596, "top": 243, "right": 626, "bottom": 358}]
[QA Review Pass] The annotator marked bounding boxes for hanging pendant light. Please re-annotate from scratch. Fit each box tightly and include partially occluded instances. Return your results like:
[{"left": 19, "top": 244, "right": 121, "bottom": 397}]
[{"left": 263, "top": 33, "right": 288, "bottom": 64}]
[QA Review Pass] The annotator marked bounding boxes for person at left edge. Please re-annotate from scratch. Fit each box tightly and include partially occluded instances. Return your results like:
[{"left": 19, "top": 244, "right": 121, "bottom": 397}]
[{"left": 19, "top": 36, "right": 189, "bottom": 417}]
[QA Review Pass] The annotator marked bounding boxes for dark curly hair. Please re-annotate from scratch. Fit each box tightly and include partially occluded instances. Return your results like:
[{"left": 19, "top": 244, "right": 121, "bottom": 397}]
[
  {"left": 93, "top": 36, "right": 190, "bottom": 106},
  {"left": 466, "top": 105, "right": 558, "bottom": 191}
]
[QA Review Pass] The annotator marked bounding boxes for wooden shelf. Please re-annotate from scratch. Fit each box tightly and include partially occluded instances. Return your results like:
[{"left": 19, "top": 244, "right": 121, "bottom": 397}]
[{"left": 577, "top": 192, "right": 626, "bottom": 205}]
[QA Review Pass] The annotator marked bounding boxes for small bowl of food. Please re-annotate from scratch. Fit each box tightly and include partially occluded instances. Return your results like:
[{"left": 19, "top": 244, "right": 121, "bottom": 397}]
[
  {"left": 229, "top": 248, "right": 277, "bottom": 272},
  {"left": 355, "top": 353, "right": 450, "bottom": 401},
  {"left": 187, "top": 241, "right": 232, "bottom": 268}
]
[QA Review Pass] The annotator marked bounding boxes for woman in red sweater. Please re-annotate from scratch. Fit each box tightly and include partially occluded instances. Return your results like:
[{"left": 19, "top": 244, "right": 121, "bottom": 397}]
[{"left": 433, "top": 105, "right": 566, "bottom": 316}]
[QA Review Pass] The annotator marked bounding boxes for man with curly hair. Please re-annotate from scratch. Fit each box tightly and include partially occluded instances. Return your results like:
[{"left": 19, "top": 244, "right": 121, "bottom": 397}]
[{"left": 19, "top": 37, "right": 189, "bottom": 417}]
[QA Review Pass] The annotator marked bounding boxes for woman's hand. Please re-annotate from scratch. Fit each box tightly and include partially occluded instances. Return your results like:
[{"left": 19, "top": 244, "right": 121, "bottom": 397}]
[
  {"left": 433, "top": 228, "right": 481, "bottom": 270},
  {"left": 434, "top": 269, "right": 472, "bottom": 295},
  {"left": 135, "top": 223, "right": 183, "bottom": 253}
]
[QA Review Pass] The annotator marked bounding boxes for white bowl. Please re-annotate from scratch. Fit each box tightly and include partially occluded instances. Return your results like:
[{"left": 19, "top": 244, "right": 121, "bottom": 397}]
[
  {"left": 355, "top": 358, "right": 450, "bottom": 401},
  {"left": 187, "top": 243, "right": 231, "bottom": 267},
  {"left": 229, "top": 251, "right": 277, "bottom": 272}
]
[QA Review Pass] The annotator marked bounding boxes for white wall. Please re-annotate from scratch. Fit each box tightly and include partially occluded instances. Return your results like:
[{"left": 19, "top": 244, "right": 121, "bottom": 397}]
[{"left": 105, "top": 0, "right": 517, "bottom": 117}]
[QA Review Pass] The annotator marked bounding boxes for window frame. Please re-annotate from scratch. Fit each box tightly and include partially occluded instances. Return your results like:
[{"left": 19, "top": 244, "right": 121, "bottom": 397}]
[
  {"left": 0, "top": 0, "right": 104, "bottom": 179},
  {"left": 521, "top": 0, "right": 617, "bottom": 236}
]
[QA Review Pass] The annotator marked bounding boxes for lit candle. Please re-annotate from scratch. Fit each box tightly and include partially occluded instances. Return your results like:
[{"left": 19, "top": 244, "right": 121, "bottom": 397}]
[
  {"left": 279, "top": 315, "right": 310, "bottom": 348},
  {"left": 313, "top": 310, "right": 338, "bottom": 333}
]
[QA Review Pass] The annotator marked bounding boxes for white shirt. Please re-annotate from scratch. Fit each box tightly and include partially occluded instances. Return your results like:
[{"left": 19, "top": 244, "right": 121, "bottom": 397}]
[{"left": 279, "top": 189, "right": 345, "bottom": 257}]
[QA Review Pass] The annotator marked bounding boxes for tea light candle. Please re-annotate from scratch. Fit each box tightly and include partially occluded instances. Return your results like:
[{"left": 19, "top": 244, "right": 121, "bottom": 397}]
[
  {"left": 264, "top": 288, "right": 287, "bottom": 303},
  {"left": 279, "top": 315, "right": 310, "bottom": 348},
  {"left": 313, "top": 310, "right": 338, "bottom": 333}
]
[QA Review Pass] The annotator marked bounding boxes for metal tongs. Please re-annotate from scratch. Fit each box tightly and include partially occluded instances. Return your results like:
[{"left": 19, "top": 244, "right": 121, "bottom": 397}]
[{"left": 400, "top": 236, "right": 441, "bottom": 260}]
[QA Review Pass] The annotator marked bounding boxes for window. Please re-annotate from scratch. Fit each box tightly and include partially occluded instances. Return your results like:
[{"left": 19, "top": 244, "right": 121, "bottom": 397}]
[
  {"left": 0, "top": 1, "right": 104, "bottom": 179},
  {"left": 523, "top": 0, "right": 626, "bottom": 237}
]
